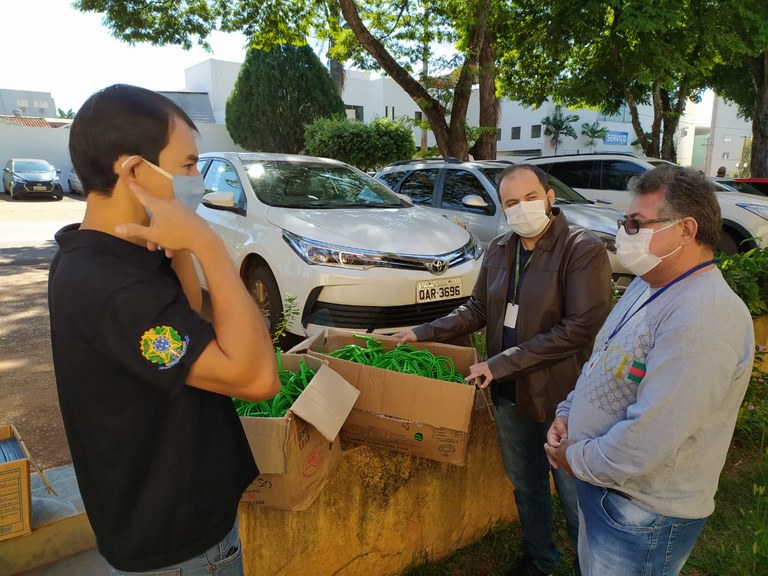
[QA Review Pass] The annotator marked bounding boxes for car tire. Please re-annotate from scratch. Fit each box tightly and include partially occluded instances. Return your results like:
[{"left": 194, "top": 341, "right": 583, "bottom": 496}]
[
  {"left": 246, "top": 265, "right": 283, "bottom": 340},
  {"left": 717, "top": 230, "right": 740, "bottom": 255},
  {"left": 53, "top": 195, "right": 63, "bottom": 201}
]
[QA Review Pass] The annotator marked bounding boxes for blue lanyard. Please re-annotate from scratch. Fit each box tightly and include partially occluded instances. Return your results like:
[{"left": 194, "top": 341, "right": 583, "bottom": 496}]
[{"left": 606, "top": 259, "right": 716, "bottom": 344}]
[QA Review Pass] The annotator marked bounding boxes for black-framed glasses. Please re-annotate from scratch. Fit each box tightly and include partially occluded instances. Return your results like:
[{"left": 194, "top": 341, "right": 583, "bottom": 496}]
[{"left": 617, "top": 218, "right": 676, "bottom": 235}]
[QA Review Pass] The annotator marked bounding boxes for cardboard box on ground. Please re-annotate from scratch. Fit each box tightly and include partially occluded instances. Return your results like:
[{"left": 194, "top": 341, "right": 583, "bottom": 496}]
[
  {"left": 0, "top": 425, "right": 55, "bottom": 542},
  {"left": 239, "top": 354, "right": 360, "bottom": 511},
  {"left": 290, "top": 330, "right": 479, "bottom": 466}
]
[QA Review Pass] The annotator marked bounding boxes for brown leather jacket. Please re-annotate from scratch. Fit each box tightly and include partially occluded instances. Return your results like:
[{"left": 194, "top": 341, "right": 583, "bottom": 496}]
[{"left": 413, "top": 209, "right": 612, "bottom": 423}]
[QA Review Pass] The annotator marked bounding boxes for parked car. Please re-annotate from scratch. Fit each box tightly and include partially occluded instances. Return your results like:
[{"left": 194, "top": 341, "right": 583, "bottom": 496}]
[
  {"left": 67, "top": 170, "right": 83, "bottom": 195},
  {"left": 194, "top": 152, "right": 484, "bottom": 338},
  {"left": 708, "top": 177, "right": 765, "bottom": 196},
  {"left": 2, "top": 158, "right": 64, "bottom": 200},
  {"left": 527, "top": 153, "right": 768, "bottom": 254},
  {"left": 736, "top": 178, "right": 768, "bottom": 196},
  {"left": 374, "top": 158, "right": 632, "bottom": 286}
]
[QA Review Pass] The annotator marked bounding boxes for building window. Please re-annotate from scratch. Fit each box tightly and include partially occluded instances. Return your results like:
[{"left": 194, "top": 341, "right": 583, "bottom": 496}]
[
  {"left": 385, "top": 106, "right": 388, "bottom": 118},
  {"left": 496, "top": 129, "right": 502, "bottom": 141},
  {"left": 722, "top": 152, "right": 730, "bottom": 159},
  {"left": 723, "top": 137, "right": 732, "bottom": 143},
  {"left": 414, "top": 111, "right": 422, "bottom": 122},
  {"left": 345, "top": 105, "right": 364, "bottom": 121},
  {"left": 511, "top": 126, "right": 521, "bottom": 140},
  {"left": 531, "top": 124, "right": 542, "bottom": 139}
]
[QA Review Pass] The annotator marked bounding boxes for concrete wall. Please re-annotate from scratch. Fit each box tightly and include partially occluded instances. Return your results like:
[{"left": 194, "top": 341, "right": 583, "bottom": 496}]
[
  {"left": 0, "top": 123, "right": 244, "bottom": 184},
  {"left": 239, "top": 408, "right": 517, "bottom": 576}
]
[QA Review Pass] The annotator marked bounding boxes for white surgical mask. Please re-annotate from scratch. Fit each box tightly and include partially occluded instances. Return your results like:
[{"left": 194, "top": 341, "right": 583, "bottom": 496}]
[
  {"left": 124, "top": 156, "right": 206, "bottom": 210},
  {"left": 616, "top": 220, "right": 682, "bottom": 276},
  {"left": 504, "top": 199, "right": 551, "bottom": 237}
]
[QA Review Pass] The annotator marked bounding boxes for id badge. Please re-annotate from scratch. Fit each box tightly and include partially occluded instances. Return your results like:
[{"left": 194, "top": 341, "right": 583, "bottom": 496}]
[{"left": 504, "top": 303, "right": 518, "bottom": 328}]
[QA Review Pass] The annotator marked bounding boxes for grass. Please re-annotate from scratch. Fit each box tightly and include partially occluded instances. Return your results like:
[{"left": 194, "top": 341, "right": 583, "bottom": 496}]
[{"left": 401, "top": 438, "right": 768, "bottom": 575}]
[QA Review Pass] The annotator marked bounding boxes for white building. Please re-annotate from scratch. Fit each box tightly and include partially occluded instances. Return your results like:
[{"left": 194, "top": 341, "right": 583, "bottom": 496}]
[{"left": 182, "top": 58, "right": 752, "bottom": 173}]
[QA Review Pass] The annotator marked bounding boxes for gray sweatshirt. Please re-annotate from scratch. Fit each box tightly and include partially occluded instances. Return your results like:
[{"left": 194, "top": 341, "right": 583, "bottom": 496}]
[{"left": 558, "top": 267, "right": 754, "bottom": 518}]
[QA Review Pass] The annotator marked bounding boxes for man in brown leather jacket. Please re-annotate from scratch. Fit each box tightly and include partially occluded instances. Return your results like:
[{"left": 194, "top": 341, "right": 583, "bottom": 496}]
[{"left": 396, "top": 164, "right": 612, "bottom": 576}]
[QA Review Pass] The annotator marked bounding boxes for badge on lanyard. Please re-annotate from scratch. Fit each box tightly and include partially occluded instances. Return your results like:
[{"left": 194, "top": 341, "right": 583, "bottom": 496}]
[{"left": 504, "top": 303, "right": 519, "bottom": 328}]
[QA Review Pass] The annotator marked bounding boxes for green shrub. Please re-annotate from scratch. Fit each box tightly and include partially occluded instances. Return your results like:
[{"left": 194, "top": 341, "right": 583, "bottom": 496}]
[
  {"left": 735, "top": 345, "right": 768, "bottom": 448},
  {"left": 717, "top": 247, "right": 768, "bottom": 316},
  {"left": 304, "top": 116, "right": 416, "bottom": 172}
]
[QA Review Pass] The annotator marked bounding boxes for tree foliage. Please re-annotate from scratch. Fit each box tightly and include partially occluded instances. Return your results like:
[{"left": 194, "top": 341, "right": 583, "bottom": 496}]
[
  {"left": 225, "top": 43, "right": 344, "bottom": 153},
  {"left": 541, "top": 105, "right": 579, "bottom": 155},
  {"left": 57, "top": 108, "right": 75, "bottom": 119},
  {"left": 581, "top": 120, "right": 608, "bottom": 153},
  {"left": 74, "top": 0, "right": 499, "bottom": 161},
  {"left": 304, "top": 116, "right": 416, "bottom": 171},
  {"left": 496, "top": 0, "right": 721, "bottom": 162}
]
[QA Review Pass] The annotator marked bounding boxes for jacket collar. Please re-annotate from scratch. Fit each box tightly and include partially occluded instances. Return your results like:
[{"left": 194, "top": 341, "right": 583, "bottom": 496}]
[{"left": 497, "top": 206, "right": 567, "bottom": 252}]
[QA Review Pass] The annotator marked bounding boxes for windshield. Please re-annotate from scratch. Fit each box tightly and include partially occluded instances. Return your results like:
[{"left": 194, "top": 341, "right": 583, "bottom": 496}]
[
  {"left": 721, "top": 179, "right": 766, "bottom": 197},
  {"left": 243, "top": 160, "right": 406, "bottom": 208},
  {"left": 478, "top": 167, "right": 590, "bottom": 205},
  {"left": 15, "top": 160, "right": 52, "bottom": 172}
]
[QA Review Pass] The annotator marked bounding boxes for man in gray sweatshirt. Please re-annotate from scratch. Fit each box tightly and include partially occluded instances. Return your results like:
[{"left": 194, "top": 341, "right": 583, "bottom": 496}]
[{"left": 545, "top": 165, "right": 754, "bottom": 576}]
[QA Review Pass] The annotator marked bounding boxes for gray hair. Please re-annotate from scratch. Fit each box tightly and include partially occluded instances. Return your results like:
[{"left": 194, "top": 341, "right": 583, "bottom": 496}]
[{"left": 629, "top": 165, "right": 721, "bottom": 251}]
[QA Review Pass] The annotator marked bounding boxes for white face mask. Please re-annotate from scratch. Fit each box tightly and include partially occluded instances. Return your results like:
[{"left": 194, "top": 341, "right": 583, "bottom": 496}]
[
  {"left": 616, "top": 220, "right": 682, "bottom": 276},
  {"left": 123, "top": 156, "right": 206, "bottom": 210},
  {"left": 504, "top": 199, "right": 551, "bottom": 238}
]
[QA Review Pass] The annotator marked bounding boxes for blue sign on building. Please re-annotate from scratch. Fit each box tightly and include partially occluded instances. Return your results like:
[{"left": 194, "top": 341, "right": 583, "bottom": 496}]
[{"left": 604, "top": 131, "right": 629, "bottom": 146}]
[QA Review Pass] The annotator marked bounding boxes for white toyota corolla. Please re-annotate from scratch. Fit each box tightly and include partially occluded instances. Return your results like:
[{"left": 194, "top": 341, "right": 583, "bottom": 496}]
[{"left": 195, "top": 152, "right": 483, "bottom": 338}]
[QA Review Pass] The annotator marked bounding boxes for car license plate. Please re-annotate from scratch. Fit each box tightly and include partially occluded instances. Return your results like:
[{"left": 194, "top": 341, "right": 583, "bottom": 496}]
[
  {"left": 33, "top": 185, "right": 47, "bottom": 191},
  {"left": 416, "top": 276, "right": 462, "bottom": 303}
]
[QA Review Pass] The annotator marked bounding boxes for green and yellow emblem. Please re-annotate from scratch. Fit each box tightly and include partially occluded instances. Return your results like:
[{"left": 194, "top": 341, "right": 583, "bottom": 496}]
[{"left": 140, "top": 325, "right": 188, "bottom": 369}]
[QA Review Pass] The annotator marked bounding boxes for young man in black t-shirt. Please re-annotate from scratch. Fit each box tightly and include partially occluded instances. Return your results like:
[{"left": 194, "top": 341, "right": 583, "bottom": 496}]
[{"left": 48, "top": 84, "right": 279, "bottom": 574}]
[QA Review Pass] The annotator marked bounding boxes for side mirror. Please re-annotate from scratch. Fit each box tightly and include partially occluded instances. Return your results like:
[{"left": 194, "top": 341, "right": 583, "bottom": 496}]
[
  {"left": 202, "top": 191, "right": 236, "bottom": 208},
  {"left": 396, "top": 193, "right": 413, "bottom": 205},
  {"left": 3, "top": 168, "right": 9, "bottom": 173},
  {"left": 462, "top": 194, "right": 489, "bottom": 208},
  {"left": 55, "top": 169, "right": 61, "bottom": 174}
]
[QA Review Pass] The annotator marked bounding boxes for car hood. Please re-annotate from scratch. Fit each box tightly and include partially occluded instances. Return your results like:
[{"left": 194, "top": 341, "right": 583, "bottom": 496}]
[
  {"left": 716, "top": 190, "right": 768, "bottom": 204},
  {"left": 559, "top": 204, "right": 623, "bottom": 236},
  {"left": 15, "top": 171, "right": 55, "bottom": 181},
  {"left": 267, "top": 206, "right": 471, "bottom": 255}
]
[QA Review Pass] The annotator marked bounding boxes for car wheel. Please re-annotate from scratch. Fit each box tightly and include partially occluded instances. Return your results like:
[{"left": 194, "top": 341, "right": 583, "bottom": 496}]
[
  {"left": 53, "top": 194, "right": 63, "bottom": 201},
  {"left": 717, "top": 230, "right": 740, "bottom": 255},
  {"left": 246, "top": 265, "right": 283, "bottom": 340}
]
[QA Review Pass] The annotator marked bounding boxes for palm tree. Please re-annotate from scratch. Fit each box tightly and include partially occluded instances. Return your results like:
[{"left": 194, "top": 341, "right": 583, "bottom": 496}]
[
  {"left": 581, "top": 121, "right": 608, "bottom": 153},
  {"left": 541, "top": 105, "right": 580, "bottom": 155}
]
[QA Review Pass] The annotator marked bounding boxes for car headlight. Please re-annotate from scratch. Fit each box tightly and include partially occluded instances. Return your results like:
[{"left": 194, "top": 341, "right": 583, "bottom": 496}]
[
  {"left": 283, "top": 230, "right": 388, "bottom": 269},
  {"left": 53, "top": 176, "right": 60, "bottom": 184},
  {"left": 738, "top": 203, "right": 768, "bottom": 221},
  {"left": 465, "top": 233, "right": 483, "bottom": 260},
  {"left": 13, "top": 176, "right": 24, "bottom": 183},
  {"left": 593, "top": 231, "right": 617, "bottom": 254}
]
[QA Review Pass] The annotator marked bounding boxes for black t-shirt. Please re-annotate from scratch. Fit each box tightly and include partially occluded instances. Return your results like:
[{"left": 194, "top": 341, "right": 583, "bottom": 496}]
[
  {"left": 498, "top": 245, "right": 533, "bottom": 402},
  {"left": 48, "top": 225, "right": 257, "bottom": 572}
]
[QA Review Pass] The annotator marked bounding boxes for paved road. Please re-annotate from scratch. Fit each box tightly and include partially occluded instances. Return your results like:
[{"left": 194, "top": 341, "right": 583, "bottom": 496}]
[{"left": 0, "top": 194, "right": 86, "bottom": 468}]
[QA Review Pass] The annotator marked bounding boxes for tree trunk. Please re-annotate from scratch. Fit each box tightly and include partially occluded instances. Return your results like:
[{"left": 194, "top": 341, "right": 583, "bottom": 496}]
[
  {"left": 751, "top": 50, "right": 768, "bottom": 178},
  {"left": 473, "top": 29, "right": 497, "bottom": 160},
  {"left": 624, "top": 86, "right": 653, "bottom": 156},
  {"left": 339, "top": 0, "right": 489, "bottom": 160},
  {"left": 330, "top": 58, "right": 345, "bottom": 95}
]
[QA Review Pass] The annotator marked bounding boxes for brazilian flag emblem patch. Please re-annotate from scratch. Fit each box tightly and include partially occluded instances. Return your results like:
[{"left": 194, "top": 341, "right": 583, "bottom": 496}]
[{"left": 140, "top": 325, "right": 188, "bottom": 369}]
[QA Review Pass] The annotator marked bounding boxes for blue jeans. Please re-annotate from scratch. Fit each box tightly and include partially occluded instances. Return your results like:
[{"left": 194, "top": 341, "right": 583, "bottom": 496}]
[
  {"left": 494, "top": 395, "right": 580, "bottom": 574},
  {"left": 576, "top": 481, "right": 706, "bottom": 576},
  {"left": 108, "top": 518, "right": 243, "bottom": 576}
]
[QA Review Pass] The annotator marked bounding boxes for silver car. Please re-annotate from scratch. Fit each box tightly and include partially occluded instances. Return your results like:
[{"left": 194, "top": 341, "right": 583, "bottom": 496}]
[{"left": 375, "top": 158, "right": 631, "bottom": 285}]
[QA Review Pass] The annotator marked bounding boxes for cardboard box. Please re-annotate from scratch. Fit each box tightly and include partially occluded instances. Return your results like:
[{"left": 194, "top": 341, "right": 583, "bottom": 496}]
[
  {"left": 293, "top": 331, "right": 478, "bottom": 466},
  {"left": 0, "top": 425, "right": 32, "bottom": 542},
  {"left": 239, "top": 355, "right": 359, "bottom": 511}
]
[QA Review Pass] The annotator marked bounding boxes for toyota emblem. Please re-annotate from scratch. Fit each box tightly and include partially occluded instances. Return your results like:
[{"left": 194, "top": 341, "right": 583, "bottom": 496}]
[{"left": 427, "top": 259, "right": 447, "bottom": 275}]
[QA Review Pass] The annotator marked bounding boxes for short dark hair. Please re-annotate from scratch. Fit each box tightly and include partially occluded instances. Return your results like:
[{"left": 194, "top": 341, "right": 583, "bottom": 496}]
[
  {"left": 629, "top": 165, "right": 721, "bottom": 251},
  {"left": 69, "top": 84, "right": 197, "bottom": 197},
  {"left": 495, "top": 163, "right": 550, "bottom": 200}
]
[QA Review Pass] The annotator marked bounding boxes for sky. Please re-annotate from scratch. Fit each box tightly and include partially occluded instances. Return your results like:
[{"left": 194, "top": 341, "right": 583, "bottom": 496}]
[{"left": 2, "top": 1, "right": 252, "bottom": 113}]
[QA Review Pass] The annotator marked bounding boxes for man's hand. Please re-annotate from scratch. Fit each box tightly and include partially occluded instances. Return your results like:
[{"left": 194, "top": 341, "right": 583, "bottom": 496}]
[
  {"left": 466, "top": 361, "right": 494, "bottom": 388},
  {"left": 544, "top": 438, "right": 575, "bottom": 477},
  {"left": 547, "top": 416, "right": 569, "bottom": 447},
  {"left": 115, "top": 183, "right": 212, "bottom": 255},
  {"left": 392, "top": 329, "right": 418, "bottom": 345}
]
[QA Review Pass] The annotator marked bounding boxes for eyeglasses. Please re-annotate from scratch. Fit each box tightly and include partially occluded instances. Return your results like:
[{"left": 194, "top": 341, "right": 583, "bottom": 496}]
[{"left": 617, "top": 218, "right": 677, "bottom": 235}]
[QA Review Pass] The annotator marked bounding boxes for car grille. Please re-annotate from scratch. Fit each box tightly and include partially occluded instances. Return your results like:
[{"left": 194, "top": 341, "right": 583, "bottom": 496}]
[
  {"left": 382, "top": 247, "right": 473, "bottom": 274},
  {"left": 23, "top": 181, "right": 53, "bottom": 192},
  {"left": 304, "top": 297, "right": 469, "bottom": 330}
]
